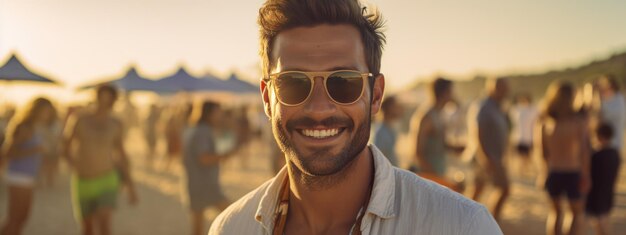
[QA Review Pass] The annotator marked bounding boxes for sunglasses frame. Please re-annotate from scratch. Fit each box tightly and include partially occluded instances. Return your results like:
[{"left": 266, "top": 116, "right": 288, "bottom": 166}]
[{"left": 266, "top": 70, "right": 374, "bottom": 106}]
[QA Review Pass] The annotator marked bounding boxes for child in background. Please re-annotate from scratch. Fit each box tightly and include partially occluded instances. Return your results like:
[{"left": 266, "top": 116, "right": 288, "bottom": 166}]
[{"left": 586, "top": 123, "right": 621, "bottom": 235}]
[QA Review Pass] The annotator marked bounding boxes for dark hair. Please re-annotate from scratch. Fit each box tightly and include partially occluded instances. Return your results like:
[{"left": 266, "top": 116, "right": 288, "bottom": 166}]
[
  {"left": 258, "top": 0, "right": 386, "bottom": 79},
  {"left": 431, "top": 77, "right": 452, "bottom": 100},
  {"left": 196, "top": 101, "right": 221, "bottom": 125},
  {"left": 96, "top": 84, "right": 119, "bottom": 101},
  {"left": 381, "top": 95, "right": 397, "bottom": 114},
  {"left": 596, "top": 123, "right": 614, "bottom": 140}
]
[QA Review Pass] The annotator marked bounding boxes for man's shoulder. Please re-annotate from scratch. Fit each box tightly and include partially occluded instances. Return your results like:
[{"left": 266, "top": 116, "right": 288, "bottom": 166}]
[
  {"left": 391, "top": 168, "right": 500, "bottom": 233},
  {"left": 392, "top": 168, "right": 487, "bottom": 217},
  {"left": 209, "top": 178, "right": 274, "bottom": 234}
]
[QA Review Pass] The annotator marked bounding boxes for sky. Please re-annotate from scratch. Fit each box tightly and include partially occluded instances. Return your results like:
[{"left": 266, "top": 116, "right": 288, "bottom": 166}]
[{"left": 1, "top": 0, "right": 626, "bottom": 105}]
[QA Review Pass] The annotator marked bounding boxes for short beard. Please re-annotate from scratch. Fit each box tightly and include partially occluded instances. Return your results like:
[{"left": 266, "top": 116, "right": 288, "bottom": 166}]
[{"left": 272, "top": 111, "right": 371, "bottom": 190}]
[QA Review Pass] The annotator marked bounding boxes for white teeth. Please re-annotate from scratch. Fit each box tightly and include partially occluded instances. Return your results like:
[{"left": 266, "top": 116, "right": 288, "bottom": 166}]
[{"left": 301, "top": 128, "right": 340, "bottom": 139}]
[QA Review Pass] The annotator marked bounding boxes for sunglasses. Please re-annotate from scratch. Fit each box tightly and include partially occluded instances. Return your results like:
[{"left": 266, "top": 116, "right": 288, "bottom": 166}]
[{"left": 266, "top": 70, "right": 374, "bottom": 106}]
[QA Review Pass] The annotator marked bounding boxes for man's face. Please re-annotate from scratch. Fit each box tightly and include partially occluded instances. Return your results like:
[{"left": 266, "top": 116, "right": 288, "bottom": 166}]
[
  {"left": 261, "top": 24, "right": 384, "bottom": 176},
  {"left": 495, "top": 81, "right": 510, "bottom": 101},
  {"left": 441, "top": 86, "right": 453, "bottom": 104},
  {"left": 97, "top": 91, "right": 116, "bottom": 110}
]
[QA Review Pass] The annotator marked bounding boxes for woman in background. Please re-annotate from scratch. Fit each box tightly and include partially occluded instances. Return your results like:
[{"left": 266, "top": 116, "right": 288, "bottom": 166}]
[
  {"left": 1, "top": 97, "right": 56, "bottom": 235},
  {"left": 536, "top": 82, "right": 590, "bottom": 235}
]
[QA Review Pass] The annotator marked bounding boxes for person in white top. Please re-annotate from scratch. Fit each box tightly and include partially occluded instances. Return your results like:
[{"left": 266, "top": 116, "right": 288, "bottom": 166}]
[
  {"left": 510, "top": 93, "right": 539, "bottom": 176},
  {"left": 596, "top": 74, "right": 626, "bottom": 154},
  {"left": 208, "top": 0, "right": 502, "bottom": 234}
]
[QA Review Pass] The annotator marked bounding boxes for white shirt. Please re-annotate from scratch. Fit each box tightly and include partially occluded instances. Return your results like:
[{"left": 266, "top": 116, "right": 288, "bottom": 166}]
[
  {"left": 600, "top": 93, "right": 626, "bottom": 150},
  {"left": 209, "top": 145, "right": 502, "bottom": 235},
  {"left": 511, "top": 104, "right": 538, "bottom": 145}
]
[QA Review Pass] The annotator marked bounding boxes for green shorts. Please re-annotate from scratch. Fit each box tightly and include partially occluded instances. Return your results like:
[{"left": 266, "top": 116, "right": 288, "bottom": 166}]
[{"left": 71, "top": 170, "right": 120, "bottom": 219}]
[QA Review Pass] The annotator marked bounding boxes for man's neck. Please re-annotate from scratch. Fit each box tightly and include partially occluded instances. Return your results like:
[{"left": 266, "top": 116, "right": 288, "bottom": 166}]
[
  {"left": 285, "top": 147, "right": 374, "bottom": 234},
  {"left": 94, "top": 107, "right": 111, "bottom": 118}
]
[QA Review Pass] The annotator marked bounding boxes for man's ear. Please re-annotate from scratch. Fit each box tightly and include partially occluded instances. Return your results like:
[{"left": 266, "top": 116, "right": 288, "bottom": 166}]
[
  {"left": 260, "top": 79, "right": 272, "bottom": 118},
  {"left": 370, "top": 74, "right": 385, "bottom": 116}
]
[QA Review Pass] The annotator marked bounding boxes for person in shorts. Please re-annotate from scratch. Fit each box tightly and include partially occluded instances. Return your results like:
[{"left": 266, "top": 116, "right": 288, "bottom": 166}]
[
  {"left": 64, "top": 85, "right": 138, "bottom": 235},
  {"left": 1, "top": 98, "right": 55, "bottom": 235},
  {"left": 537, "top": 82, "right": 590, "bottom": 235}
]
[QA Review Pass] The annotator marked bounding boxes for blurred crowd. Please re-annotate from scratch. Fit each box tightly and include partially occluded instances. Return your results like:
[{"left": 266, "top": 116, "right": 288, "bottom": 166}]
[
  {"left": 0, "top": 74, "right": 624, "bottom": 235},
  {"left": 371, "top": 74, "right": 623, "bottom": 235}
]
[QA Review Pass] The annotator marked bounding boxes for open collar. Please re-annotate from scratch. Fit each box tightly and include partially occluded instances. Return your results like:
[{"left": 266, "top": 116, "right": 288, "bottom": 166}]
[{"left": 253, "top": 144, "right": 398, "bottom": 231}]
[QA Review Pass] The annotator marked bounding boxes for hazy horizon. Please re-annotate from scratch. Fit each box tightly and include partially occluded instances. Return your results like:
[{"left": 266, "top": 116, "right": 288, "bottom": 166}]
[{"left": 2, "top": 0, "right": 626, "bottom": 105}]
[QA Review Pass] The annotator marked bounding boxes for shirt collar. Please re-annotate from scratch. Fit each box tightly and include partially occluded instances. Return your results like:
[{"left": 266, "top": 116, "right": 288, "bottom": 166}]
[{"left": 254, "top": 144, "right": 398, "bottom": 230}]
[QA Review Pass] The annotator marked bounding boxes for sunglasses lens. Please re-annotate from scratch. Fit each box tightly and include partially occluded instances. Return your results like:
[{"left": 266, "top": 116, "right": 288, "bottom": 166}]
[
  {"left": 275, "top": 72, "right": 312, "bottom": 105},
  {"left": 327, "top": 71, "right": 364, "bottom": 104}
]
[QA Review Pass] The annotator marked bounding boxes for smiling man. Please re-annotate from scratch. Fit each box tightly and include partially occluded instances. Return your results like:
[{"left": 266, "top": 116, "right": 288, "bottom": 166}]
[{"left": 209, "top": 0, "right": 502, "bottom": 234}]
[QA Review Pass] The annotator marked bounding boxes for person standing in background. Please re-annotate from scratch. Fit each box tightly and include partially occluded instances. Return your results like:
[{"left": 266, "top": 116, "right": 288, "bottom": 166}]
[
  {"left": 469, "top": 78, "right": 511, "bottom": 221},
  {"left": 373, "top": 95, "right": 402, "bottom": 167},
  {"left": 411, "top": 78, "right": 463, "bottom": 179},
  {"left": 1, "top": 97, "right": 55, "bottom": 235},
  {"left": 183, "top": 101, "right": 239, "bottom": 235},
  {"left": 64, "top": 85, "right": 138, "bottom": 235},
  {"left": 596, "top": 74, "right": 625, "bottom": 155},
  {"left": 510, "top": 93, "right": 539, "bottom": 176},
  {"left": 536, "top": 82, "right": 590, "bottom": 235},
  {"left": 165, "top": 103, "right": 192, "bottom": 170},
  {"left": 144, "top": 104, "right": 161, "bottom": 169},
  {"left": 586, "top": 123, "right": 621, "bottom": 235}
]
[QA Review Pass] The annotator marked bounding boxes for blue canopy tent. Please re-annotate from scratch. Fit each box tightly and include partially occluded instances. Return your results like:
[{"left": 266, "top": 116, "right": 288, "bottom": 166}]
[
  {"left": 204, "top": 73, "right": 259, "bottom": 93},
  {"left": 0, "top": 54, "right": 60, "bottom": 85},
  {"left": 78, "top": 67, "right": 170, "bottom": 93},
  {"left": 223, "top": 73, "right": 258, "bottom": 93},
  {"left": 155, "top": 67, "right": 232, "bottom": 93}
]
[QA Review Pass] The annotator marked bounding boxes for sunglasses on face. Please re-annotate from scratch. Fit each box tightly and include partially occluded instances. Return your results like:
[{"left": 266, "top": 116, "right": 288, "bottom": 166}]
[{"left": 266, "top": 70, "right": 374, "bottom": 106}]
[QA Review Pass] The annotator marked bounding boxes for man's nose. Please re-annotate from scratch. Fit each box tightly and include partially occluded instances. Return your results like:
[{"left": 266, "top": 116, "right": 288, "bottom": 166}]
[{"left": 302, "top": 76, "right": 337, "bottom": 117}]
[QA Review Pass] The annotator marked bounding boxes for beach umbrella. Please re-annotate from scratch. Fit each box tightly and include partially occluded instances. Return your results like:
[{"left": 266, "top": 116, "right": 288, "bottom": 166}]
[
  {"left": 78, "top": 67, "right": 171, "bottom": 93},
  {"left": 156, "top": 67, "right": 231, "bottom": 92},
  {"left": 0, "top": 54, "right": 60, "bottom": 85},
  {"left": 223, "top": 73, "right": 258, "bottom": 93}
]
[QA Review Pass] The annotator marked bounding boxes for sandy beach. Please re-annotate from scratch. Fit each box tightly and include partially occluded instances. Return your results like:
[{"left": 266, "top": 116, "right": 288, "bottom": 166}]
[{"left": 1, "top": 130, "right": 625, "bottom": 235}]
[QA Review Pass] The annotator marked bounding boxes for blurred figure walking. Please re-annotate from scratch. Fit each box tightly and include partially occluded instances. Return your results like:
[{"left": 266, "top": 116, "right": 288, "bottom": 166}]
[
  {"left": 144, "top": 104, "right": 161, "bottom": 169},
  {"left": 373, "top": 95, "right": 402, "bottom": 167},
  {"left": 1, "top": 97, "right": 55, "bottom": 235},
  {"left": 183, "top": 101, "right": 239, "bottom": 235},
  {"left": 510, "top": 93, "right": 539, "bottom": 176},
  {"left": 64, "top": 85, "right": 138, "bottom": 235},
  {"left": 411, "top": 78, "right": 463, "bottom": 180},
  {"left": 165, "top": 104, "right": 192, "bottom": 170},
  {"left": 467, "top": 78, "right": 511, "bottom": 221},
  {"left": 536, "top": 82, "right": 590, "bottom": 235}
]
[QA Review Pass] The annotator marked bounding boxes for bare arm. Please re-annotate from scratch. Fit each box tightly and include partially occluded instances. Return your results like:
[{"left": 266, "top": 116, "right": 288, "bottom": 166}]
[{"left": 62, "top": 116, "right": 79, "bottom": 169}]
